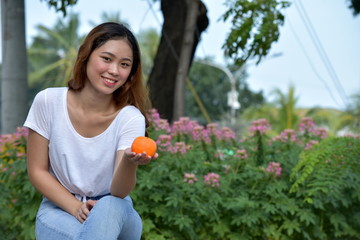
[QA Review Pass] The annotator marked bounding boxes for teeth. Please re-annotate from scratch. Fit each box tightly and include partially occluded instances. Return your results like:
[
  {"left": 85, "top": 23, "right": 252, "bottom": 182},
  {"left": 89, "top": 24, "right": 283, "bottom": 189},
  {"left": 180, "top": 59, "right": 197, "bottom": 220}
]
[{"left": 104, "top": 78, "right": 115, "bottom": 83}]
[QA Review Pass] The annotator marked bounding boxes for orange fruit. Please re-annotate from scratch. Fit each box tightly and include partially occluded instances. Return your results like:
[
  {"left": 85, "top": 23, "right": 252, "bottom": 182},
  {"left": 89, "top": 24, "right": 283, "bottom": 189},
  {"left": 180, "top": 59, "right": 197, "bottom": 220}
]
[{"left": 131, "top": 136, "right": 157, "bottom": 157}]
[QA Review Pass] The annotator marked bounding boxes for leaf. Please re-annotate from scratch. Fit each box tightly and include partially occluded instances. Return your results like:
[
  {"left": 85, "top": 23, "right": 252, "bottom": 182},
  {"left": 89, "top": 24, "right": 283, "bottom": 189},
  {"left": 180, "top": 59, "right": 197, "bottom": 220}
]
[
  {"left": 297, "top": 209, "right": 317, "bottom": 226},
  {"left": 281, "top": 219, "right": 301, "bottom": 236}
]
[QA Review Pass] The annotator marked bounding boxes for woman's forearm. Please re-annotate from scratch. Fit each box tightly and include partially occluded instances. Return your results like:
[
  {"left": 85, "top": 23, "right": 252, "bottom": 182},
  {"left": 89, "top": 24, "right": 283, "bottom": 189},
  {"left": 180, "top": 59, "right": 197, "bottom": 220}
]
[
  {"left": 110, "top": 153, "right": 137, "bottom": 198},
  {"left": 28, "top": 169, "right": 82, "bottom": 216}
]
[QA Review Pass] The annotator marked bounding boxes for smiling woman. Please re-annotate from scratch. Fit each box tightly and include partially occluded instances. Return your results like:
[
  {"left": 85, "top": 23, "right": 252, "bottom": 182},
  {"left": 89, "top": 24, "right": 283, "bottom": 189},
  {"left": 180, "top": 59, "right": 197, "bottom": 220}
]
[
  {"left": 85, "top": 39, "right": 133, "bottom": 92},
  {"left": 24, "top": 22, "right": 157, "bottom": 240}
]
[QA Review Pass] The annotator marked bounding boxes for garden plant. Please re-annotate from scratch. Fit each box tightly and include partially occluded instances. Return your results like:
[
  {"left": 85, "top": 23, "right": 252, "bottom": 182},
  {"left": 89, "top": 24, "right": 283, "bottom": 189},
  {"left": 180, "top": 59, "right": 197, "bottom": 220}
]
[{"left": 0, "top": 110, "right": 359, "bottom": 240}]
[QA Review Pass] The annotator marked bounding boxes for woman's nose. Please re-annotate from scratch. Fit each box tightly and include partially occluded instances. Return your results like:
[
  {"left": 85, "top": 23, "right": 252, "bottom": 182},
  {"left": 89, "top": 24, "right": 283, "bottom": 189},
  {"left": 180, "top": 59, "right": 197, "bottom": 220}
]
[{"left": 108, "top": 63, "right": 119, "bottom": 75}]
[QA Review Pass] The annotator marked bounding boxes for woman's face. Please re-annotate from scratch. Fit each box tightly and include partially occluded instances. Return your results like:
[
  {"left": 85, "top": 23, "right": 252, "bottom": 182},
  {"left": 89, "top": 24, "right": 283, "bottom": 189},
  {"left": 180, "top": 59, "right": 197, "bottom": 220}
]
[{"left": 85, "top": 39, "right": 133, "bottom": 95}]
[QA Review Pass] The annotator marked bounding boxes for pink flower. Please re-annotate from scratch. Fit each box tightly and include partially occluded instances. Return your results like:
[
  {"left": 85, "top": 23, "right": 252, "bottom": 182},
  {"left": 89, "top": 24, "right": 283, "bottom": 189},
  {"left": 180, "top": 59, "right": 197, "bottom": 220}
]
[
  {"left": 206, "top": 123, "right": 222, "bottom": 139},
  {"left": 169, "top": 142, "right": 190, "bottom": 155},
  {"left": 249, "top": 119, "right": 271, "bottom": 135},
  {"left": 304, "top": 140, "right": 318, "bottom": 150},
  {"left": 299, "top": 117, "right": 315, "bottom": 133},
  {"left": 221, "top": 127, "right": 236, "bottom": 141},
  {"left": 343, "top": 133, "right": 360, "bottom": 138},
  {"left": 265, "top": 162, "right": 282, "bottom": 177},
  {"left": 314, "top": 128, "right": 328, "bottom": 139},
  {"left": 147, "top": 109, "right": 171, "bottom": 133},
  {"left": 191, "top": 126, "right": 211, "bottom": 143},
  {"left": 14, "top": 127, "right": 29, "bottom": 138},
  {"left": 270, "top": 135, "right": 284, "bottom": 143},
  {"left": 183, "top": 173, "right": 198, "bottom": 184},
  {"left": 16, "top": 152, "right": 26, "bottom": 158},
  {"left": 172, "top": 117, "right": 199, "bottom": 136},
  {"left": 156, "top": 134, "right": 172, "bottom": 151},
  {"left": 204, "top": 172, "right": 220, "bottom": 187},
  {"left": 235, "top": 149, "right": 248, "bottom": 159},
  {"left": 280, "top": 129, "right": 297, "bottom": 142}
]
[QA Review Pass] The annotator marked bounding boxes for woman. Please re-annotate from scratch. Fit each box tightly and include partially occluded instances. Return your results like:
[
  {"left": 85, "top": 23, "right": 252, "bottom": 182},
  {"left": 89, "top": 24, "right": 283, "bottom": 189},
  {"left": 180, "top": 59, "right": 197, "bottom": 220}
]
[{"left": 24, "top": 22, "right": 156, "bottom": 239}]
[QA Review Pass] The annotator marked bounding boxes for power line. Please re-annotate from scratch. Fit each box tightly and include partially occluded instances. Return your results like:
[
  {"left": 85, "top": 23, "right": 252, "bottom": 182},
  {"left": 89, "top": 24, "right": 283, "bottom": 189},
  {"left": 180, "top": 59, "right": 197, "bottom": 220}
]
[
  {"left": 294, "top": 0, "right": 349, "bottom": 107},
  {"left": 287, "top": 17, "right": 341, "bottom": 107},
  {"left": 145, "top": 0, "right": 179, "bottom": 61}
]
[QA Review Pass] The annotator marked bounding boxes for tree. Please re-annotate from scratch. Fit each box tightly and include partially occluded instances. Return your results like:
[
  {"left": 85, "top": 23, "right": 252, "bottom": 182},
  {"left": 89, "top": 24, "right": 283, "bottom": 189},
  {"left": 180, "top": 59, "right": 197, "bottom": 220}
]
[
  {"left": 221, "top": 0, "right": 291, "bottom": 65},
  {"left": 43, "top": 0, "right": 78, "bottom": 16},
  {"left": 345, "top": 93, "right": 360, "bottom": 133},
  {"left": 186, "top": 59, "right": 231, "bottom": 124},
  {"left": 136, "top": 28, "right": 160, "bottom": 81},
  {"left": 186, "top": 59, "right": 265, "bottom": 124},
  {"left": 173, "top": 0, "right": 201, "bottom": 120},
  {"left": 271, "top": 85, "right": 299, "bottom": 131},
  {"left": 1, "top": 0, "right": 28, "bottom": 134},
  {"left": 348, "top": 0, "right": 360, "bottom": 16},
  {"left": 28, "top": 14, "right": 83, "bottom": 99},
  {"left": 148, "top": 0, "right": 209, "bottom": 122}
]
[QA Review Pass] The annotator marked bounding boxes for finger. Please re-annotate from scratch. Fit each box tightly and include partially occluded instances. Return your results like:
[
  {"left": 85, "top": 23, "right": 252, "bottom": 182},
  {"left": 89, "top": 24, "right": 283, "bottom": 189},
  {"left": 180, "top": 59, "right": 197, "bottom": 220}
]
[
  {"left": 86, "top": 200, "right": 97, "bottom": 210},
  {"left": 83, "top": 204, "right": 91, "bottom": 216},
  {"left": 77, "top": 212, "right": 86, "bottom": 223},
  {"left": 139, "top": 156, "right": 152, "bottom": 165}
]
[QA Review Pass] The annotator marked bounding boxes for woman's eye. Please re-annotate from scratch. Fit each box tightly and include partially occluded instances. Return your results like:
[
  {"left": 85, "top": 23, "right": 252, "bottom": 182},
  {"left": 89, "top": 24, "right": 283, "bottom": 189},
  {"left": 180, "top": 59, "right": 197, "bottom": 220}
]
[
  {"left": 102, "top": 57, "right": 111, "bottom": 62},
  {"left": 121, "top": 62, "right": 131, "bottom": 67}
]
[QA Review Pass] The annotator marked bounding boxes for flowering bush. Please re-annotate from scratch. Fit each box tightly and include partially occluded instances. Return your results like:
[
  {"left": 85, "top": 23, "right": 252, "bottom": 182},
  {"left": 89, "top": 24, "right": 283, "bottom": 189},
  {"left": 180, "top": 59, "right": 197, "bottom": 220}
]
[
  {"left": 1, "top": 111, "right": 359, "bottom": 240},
  {"left": 0, "top": 128, "right": 42, "bottom": 240},
  {"left": 131, "top": 110, "right": 360, "bottom": 239}
]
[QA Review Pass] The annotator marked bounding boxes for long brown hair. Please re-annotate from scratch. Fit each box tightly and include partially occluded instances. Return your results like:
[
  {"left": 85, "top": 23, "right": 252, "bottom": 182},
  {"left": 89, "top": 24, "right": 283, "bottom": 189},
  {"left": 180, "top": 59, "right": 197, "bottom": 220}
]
[{"left": 68, "top": 22, "right": 151, "bottom": 122}]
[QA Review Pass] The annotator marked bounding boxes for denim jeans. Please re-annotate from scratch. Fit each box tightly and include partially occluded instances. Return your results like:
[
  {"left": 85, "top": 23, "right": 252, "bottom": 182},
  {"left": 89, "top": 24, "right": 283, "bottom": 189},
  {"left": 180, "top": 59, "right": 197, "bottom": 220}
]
[{"left": 35, "top": 195, "right": 142, "bottom": 240}]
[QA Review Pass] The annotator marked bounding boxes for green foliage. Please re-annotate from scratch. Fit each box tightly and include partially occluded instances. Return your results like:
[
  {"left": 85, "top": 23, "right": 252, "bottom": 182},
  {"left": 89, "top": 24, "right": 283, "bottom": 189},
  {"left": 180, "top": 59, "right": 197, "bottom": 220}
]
[
  {"left": 131, "top": 112, "right": 360, "bottom": 239},
  {"left": 0, "top": 128, "right": 42, "bottom": 240},
  {"left": 187, "top": 60, "right": 232, "bottom": 123},
  {"left": 346, "top": 93, "right": 360, "bottom": 133},
  {"left": 28, "top": 13, "right": 83, "bottom": 96},
  {"left": 271, "top": 84, "right": 300, "bottom": 132},
  {"left": 42, "top": 0, "right": 78, "bottom": 16},
  {"left": 187, "top": 60, "right": 265, "bottom": 124},
  {"left": 1, "top": 115, "right": 359, "bottom": 239},
  {"left": 221, "top": 0, "right": 291, "bottom": 65},
  {"left": 290, "top": 137, "right": 360, "bottom": 239}
]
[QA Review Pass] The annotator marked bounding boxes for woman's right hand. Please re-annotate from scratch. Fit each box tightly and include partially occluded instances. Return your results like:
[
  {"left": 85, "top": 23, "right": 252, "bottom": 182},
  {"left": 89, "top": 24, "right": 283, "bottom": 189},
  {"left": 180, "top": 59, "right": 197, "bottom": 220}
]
[{"left": 75, "top": 200, "right": 97, "bottom": 223}]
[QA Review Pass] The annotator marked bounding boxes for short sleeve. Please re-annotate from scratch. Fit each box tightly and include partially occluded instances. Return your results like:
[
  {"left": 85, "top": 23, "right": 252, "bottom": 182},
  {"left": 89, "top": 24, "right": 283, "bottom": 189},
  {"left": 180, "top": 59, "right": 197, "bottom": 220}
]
[
  {"left": 23, "top": 89, "right": 50, "bottom": 139},
  {"left": 117, "top": 113, "right": 146, "bottom": 151}
]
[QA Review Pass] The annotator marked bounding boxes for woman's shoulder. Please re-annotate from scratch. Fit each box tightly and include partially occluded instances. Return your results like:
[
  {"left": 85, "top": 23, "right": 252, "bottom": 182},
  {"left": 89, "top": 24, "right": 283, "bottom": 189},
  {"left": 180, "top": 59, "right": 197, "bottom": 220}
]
[
  {"left": 34, "top": 87, "right": 67, "bottom": 98},
  {"left": 119, "top": 105, "right": 143, "bottom": 117},
  {"left": 33, "top": 87, "right": 67, "bottom": 102}
]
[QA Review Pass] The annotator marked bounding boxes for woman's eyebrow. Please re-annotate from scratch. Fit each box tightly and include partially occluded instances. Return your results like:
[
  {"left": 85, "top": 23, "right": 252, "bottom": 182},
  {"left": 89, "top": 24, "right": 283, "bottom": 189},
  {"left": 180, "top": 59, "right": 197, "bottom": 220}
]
[{"left": 101, "top": 51, "right": 132, "bottom": 62}]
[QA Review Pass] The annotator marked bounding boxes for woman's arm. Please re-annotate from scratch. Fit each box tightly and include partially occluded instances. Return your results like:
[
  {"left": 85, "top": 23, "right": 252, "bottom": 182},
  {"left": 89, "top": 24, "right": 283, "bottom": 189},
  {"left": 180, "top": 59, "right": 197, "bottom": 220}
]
[
  {"left": 27, "top": 129, "right": 85, "bottom": 220},
  {"left": 110, "top": 150, "right": 137, "bottom": 198},
  {"left": 110, "top": 149, "right": 154, "bottom": 198}
]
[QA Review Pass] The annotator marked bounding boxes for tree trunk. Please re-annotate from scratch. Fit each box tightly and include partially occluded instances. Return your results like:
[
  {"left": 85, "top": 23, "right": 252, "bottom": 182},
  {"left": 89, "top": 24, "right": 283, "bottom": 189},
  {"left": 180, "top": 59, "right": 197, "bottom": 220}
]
[
  {"left": 148, "top": 0, "right": 208, "bottom": 122},
  {"left": 1, "top": 0, "right": 28, "bottom": 134},
  {"left": 173, "top": 0, "right": 200, "bottom": 121}
]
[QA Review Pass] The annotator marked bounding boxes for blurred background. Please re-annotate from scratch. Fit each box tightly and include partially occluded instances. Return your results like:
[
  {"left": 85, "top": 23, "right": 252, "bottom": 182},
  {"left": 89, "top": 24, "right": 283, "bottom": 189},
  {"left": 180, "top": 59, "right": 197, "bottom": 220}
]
[{"left": 1, "top": 0, "right": 359, "bottom": 136}]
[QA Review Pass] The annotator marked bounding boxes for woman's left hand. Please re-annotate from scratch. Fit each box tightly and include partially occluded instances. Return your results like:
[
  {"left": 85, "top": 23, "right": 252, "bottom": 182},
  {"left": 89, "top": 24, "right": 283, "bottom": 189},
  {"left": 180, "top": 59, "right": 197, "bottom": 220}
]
[{"left": 124, "top": 148, "right": 158, "bottom": 166}]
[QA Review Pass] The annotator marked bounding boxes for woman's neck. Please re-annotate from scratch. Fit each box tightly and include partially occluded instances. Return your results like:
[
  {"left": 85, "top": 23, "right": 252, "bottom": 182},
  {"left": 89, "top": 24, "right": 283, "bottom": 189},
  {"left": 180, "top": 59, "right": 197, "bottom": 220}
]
[{"left": 70, "top": 88, "right": 116, "bottom": 115}]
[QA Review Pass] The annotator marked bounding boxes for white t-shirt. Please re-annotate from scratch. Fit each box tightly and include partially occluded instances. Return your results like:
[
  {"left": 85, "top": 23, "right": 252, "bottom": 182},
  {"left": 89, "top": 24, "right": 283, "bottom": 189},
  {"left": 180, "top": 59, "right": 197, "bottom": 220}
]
[{"left": 24, "top": 87, "right": 145, "bottom": 201}]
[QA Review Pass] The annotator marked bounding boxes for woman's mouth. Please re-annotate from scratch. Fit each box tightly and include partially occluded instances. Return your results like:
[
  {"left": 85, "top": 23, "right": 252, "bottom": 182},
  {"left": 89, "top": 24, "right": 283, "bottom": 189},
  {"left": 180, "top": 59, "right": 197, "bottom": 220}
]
[{"left": 102, "top": 77, "right": 116, "bottom": 86}]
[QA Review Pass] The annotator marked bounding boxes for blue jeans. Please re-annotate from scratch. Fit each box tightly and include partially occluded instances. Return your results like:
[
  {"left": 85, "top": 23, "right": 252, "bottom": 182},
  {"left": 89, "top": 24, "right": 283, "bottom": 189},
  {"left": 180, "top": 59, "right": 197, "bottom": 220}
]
[{"left": 35, "top": 195, "right": 142, "bottom": 240}]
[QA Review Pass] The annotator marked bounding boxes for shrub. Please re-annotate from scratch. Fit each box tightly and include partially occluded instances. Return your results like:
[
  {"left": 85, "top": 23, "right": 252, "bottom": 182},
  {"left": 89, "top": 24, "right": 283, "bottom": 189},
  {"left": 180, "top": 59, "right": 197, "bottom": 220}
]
[
  {"left": 132, "top": 110, "right": 360, "bottom": 239},
  {"left": 1, "top": 111, "right": 359, "bottom": 239},
  {"left": 0, "top": 128, "right": 41, "bottom": 240}
]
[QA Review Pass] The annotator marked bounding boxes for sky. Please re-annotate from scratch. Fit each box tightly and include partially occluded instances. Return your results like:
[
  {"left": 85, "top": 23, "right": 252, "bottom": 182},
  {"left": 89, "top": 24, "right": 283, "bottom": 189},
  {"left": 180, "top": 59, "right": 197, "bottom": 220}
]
[{"left": 1, "top": 0, "right": 360, "bottom": 111}]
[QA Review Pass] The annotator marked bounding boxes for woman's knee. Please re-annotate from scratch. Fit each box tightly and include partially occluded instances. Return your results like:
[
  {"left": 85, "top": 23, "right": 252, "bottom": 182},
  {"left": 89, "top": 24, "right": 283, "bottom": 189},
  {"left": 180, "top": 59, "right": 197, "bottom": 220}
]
[{"left": 94, "top": 195, "right": 134, "bottom": 221}]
